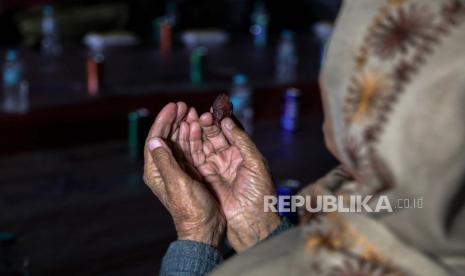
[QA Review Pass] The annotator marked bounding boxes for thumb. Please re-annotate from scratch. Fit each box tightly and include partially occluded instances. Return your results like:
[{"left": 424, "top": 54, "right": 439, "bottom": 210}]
[
  {"left": 148, "top": 138, "right": 190, "bottom": 190},
  {"left": 221, "top": 117, "right": 267, "bottom": 170}
]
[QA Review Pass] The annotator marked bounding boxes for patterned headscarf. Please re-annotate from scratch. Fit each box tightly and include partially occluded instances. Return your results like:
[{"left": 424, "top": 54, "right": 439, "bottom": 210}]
[
  {"left": 303, "top": 0, "right": 465, "bottom": 272},
  {"left": 214, "top": 1, "right": 465, "bottom": 275}
]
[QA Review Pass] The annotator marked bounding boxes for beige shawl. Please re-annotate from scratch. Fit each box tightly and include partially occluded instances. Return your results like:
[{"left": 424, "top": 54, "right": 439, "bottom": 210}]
[{"left": 214, "top": 0, "right": 465, "bottom": 275}]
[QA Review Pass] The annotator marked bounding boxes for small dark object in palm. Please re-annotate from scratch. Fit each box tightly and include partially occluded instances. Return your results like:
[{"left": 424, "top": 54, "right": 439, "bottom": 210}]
[{"left": 212, "top": 94, "right": 233, "bottom": 125}]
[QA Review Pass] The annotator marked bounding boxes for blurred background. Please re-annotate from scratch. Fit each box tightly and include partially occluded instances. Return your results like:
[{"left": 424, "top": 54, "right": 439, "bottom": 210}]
[{"left": 0, "top": 0, "right": 341, "bottom": 275}]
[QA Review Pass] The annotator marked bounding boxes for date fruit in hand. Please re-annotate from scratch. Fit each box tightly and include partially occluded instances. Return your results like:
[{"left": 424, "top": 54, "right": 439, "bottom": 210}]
[{"left": 212, "top": 94, "right": 233, "bottom": 125}]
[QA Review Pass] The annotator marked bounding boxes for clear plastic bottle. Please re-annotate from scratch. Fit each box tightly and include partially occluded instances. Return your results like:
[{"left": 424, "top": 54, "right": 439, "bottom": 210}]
[
  {"left": 281, "top": 88, "right": 301, "bottom": 131},
  {"left": 41, "top": 5, "right": 62, "bottom": 56},
  {"left": 165, "top": 0, "right": 178, "bottom": 27},
  {"left": 312, "top": 22, "right": 333, "bottom": 67},
  {"left": 230, "top": 74, "right": 254, "bottom": 134},
  {"left": 250, "top": 1, "right": 269, "bottom": 48},
  {"left": 2, "top": 50, "right": 29, "bottom": 114},
  {"left": 275, "top": 30, "right": 298, "bottom": 83}
]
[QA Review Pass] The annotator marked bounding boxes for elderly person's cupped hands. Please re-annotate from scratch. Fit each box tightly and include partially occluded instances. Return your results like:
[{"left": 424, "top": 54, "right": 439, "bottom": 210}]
[
  {"left": 143, "top": 102, "right": 281, "bottom": 252},
  {"left": 143, "top": 102, "right": 225, "bottom": 248}
]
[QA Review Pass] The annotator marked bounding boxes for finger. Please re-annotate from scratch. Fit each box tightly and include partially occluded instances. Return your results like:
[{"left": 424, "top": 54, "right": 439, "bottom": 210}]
[
  {"left": 191, "top": 121, "right": 228, "bottom": 197},
  {"left": 199, "top": 112, "right": 213, "bottom": 126},
  {"left": 171, "top": 102, "right": 188, "bottom": 141},
  {"left": 143, "top": 157, "right": 166, "bottom": 196},
  {"left": 178, "top": 121, "right": 192, "bottom": 162},
  {"left": 189, "top": 121, "right": 206, "bottom": 167},
  {"left": 203, "top": 140, "right": 215, "bottom": 157},
  {"left": 147, "top": 103, "right": 177, "bottom": 139},
  {"left": 199, "top": 112, "right": 230, "bottom": 153},
  {"left": 221, "top": 117, "right": 266, "bottom": 169},
  {"left": 144, "top": 103, "right": 178, "bottom": 184},
  {"left": 176, "top": 102, "right": 188, "bottom": 123},
  {"left": 186, "top": 107, "right": 199, "bottom": 124},
  {"left": 148, "top": 138, "right": 191, "bottom": 192}
]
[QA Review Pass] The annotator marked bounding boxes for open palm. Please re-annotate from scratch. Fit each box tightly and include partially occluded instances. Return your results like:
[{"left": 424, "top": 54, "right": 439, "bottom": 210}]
[
  {"left": 184, "top": 113, "right": 281, "bottom": 252},
  {"left": 143, "top": 102, "right": 225, "bottom": 246}
]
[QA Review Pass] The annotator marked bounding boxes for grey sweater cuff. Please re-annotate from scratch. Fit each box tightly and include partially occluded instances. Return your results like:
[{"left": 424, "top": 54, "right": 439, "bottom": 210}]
[
  {"left": 160, "top": 240, "right": 222, "bottom": 276},
  {"left": 160, "top": 219, "right": 293, "bottom": 276}
]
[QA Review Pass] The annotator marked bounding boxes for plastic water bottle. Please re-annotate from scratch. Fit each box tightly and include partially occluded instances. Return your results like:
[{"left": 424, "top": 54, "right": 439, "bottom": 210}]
[
  {"left": 41, "top": 5, "right": 62, "bottom": 56},
  {"left": 277, "top": 179, "right": 301, "bottom": 224},
  {"left": 230, "top": 74, "right": 254, "bottom": 134},
  {"left": 159, "top": 16, "right": 173, "bottom": 54},
  {"left": 128, "top": 108, "right": 151, "bottom": 161},
  {"left": 165, "top": 0, "right": 178, "bottom": 27},
  {"left": 281, "top": 88, "right": 301, "bottom": 131},
  {"left": 190, "top": 47, "right": 207, "bottom": 85},
  {"left": 2, "top": 50, "right": 29, "bottom": 114},
  {"left": 275, "top": 30, "right": 298, "bottom": 83},
  {"left": 312, "top": 22, "right": 333, "bottom": 67},
  {"left": 250, "top": 1, "right": 269, "bottom": 48}
]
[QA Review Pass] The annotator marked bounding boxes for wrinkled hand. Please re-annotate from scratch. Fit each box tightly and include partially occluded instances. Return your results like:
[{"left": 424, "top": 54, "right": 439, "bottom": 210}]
[
  {"left": 143, "top": 103, "right": 225, "bottom": 247},
  {"left": 187, "top": 113, "right": 281, "bottom": 252}
]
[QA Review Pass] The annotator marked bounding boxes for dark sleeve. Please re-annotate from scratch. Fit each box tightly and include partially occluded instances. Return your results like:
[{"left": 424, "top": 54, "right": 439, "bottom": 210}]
[
  {"left": 160, "top": 240, "right": 222, "bottom": 276},
  {"left": 160, "top": 219, "right": 293, "bottom": 275}
]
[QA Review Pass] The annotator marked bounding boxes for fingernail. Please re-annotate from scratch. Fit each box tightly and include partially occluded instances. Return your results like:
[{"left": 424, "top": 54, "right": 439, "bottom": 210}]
[
  {"left": 148, "top": 138, "right": 163, "bottom": 151},
  {"left": 223, "top": 118, "right": 235, "bottom": 130}
]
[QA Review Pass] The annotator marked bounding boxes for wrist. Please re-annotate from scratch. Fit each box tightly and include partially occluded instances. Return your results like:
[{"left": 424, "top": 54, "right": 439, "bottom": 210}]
[
  {"left": 176, "top": 218, "right": 225, "bottom": 248},
  {"left": 255, "top": 212, "right": 282, "bottom": 240},
  {"left": 228, "top": 212, "right": 282, "bottom": 252}
]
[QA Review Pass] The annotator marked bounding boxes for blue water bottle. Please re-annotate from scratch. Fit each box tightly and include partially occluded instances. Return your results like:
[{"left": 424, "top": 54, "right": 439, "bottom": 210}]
[
  {"left": 281, "top": 88, "right": 301, "bottom": 131},
  {"left": 250, "top": 1, "right": 269, "bottom": 48},
  {"left": 277, "top": 179, "right": 301, "bottom": 224}
]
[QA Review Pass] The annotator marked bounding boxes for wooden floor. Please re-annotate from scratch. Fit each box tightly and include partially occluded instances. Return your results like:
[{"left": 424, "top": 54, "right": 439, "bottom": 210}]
[{"left": 0, "top": 116, "right": 337, "bottom": 275}]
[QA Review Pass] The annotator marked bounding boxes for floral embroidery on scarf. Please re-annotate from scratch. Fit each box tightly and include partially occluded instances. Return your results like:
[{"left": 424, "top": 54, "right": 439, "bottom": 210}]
[
  {"left": 329, "top": 259, "right": 402, "bottom": 276},
  {"left": 343, "top": 136, "right": 362, "bottom": 170},
  {"left": 341, "top": 0, "right": 465, "bottom": 193},
  {"left": 442, "top": 0, "right": 465, "bottom": 25},
  {"left": 305, "top": 214, "right": 353, "bottom": 253},
  {"left": 371, "top": 4, "right": 435, "bottom": 59},
  {"left": 346, "top": 70, "right": 391, "bottom": 123},
  {"left": 304, "top": 214, "right": 403, "bottom": 275}
]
